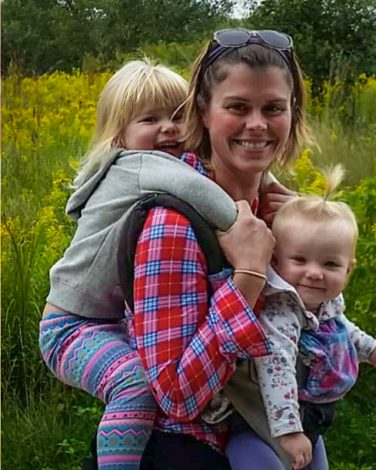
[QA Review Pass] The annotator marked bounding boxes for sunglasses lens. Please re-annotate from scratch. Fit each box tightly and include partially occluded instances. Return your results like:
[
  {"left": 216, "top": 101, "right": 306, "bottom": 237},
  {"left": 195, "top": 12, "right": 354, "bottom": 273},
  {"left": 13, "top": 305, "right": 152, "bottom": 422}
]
[
  {"left": 215, "top": 29, "right": 251, "bottom": 47},
  {"left": 258, "top": 30, "right": 292, "bottom": 49}
]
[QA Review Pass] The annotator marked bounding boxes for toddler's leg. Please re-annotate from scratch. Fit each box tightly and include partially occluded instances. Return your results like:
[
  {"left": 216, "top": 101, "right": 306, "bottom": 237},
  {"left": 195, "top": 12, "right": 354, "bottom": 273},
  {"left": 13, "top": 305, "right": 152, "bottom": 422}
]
[
  {"left": 304, "top": 436, "right": 328, "bottom": 470},
  {"left": 226, "top": 429, "right": 285, "bottom": 470},
  {"left": 96, "top": 349, "right": 156, "bottom": 469},
  {"left": 40, "top": 313, "right": 156, "bottom": 469}
]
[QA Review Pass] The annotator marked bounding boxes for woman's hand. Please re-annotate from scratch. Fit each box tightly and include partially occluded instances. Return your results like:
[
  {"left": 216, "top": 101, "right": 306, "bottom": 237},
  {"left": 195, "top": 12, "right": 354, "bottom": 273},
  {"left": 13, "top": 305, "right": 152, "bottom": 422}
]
[
  {"left": 277, "top": 432, "right": 312, "bottom": 470},
  {"left": 216, "top": 200, "right": 275, "bottom": 273},
  {"left": 259, "top": 180, "right": 297, "bottom": 226}
]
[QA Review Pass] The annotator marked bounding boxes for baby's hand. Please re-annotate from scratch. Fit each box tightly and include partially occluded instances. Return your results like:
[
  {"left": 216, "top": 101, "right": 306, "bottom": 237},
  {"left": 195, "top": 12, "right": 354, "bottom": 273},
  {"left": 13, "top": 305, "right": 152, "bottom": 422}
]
[
  {"left": 277, "top": 432, "right": 312, "bottom": 470},
  {"left": 369, "top": 347, "right": 376, "bottom": 367}
]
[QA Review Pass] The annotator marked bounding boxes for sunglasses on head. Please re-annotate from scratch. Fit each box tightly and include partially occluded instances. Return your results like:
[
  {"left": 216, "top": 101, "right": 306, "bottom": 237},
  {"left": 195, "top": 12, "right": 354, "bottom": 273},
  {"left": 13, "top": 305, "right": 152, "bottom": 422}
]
[{"left": 203, "top": 28, "right": 294, "bottom": 73}]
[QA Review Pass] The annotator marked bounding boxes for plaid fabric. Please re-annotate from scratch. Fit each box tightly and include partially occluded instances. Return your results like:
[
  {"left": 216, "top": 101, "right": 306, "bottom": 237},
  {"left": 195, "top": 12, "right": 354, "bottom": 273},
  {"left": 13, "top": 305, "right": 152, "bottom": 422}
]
[{"left": 128, "top": 200, "right": 271, "bottom": 451}]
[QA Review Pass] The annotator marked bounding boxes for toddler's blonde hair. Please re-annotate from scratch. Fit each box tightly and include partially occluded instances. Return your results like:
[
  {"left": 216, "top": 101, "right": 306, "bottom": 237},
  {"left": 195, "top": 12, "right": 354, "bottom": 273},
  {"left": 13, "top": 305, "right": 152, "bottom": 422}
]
[{"left": 75, "top": 59, "right": 188, "bottom": 186}]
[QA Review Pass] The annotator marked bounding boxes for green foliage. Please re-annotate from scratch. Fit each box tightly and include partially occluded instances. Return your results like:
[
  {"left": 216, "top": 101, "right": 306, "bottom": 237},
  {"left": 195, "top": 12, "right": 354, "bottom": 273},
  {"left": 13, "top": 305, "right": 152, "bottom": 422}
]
[
  {"left": 342, "top": 178, "right": 376, "bottom": 336},
  {"left": 325, "top": 370, "right": 376, "bottom": 468},
  {"left": 1, "top": 0, "right": 234, "bottom": 75},
  {"left": 245, "top": 0, "right": 376, "bottom": 92},
  {"left": 2, "top": 389, "right": 103, "bottom": 469}
]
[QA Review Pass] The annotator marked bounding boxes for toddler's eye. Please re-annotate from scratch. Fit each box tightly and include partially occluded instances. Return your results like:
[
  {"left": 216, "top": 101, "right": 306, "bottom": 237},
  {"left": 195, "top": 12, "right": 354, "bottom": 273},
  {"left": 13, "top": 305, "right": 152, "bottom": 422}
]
[
  {"left": 140, "top": 115, "right": 157, "bottom": 123},
  {"left": 172, "top": 111, "right": 184, "bottom": 122}
]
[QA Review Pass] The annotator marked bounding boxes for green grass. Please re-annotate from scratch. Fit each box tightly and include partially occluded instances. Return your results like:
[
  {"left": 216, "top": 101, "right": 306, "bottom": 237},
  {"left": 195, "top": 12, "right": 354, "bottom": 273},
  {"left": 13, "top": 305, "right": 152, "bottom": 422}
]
[{"left": 2, "top": 386, "right": 103, "bottom": 470}]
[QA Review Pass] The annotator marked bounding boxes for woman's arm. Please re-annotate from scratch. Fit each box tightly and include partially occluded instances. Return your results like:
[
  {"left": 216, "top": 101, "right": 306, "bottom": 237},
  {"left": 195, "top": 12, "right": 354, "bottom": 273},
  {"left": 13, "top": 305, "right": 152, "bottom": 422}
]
[{"left": 133, "top": 207, "right": 271, "bottom": 422}]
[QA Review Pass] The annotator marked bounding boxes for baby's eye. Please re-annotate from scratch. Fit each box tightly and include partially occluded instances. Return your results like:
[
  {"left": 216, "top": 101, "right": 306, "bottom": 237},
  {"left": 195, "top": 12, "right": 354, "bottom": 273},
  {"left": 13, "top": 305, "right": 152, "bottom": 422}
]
[
  {"left": 325, "top": 261, "right": 340, "bottom": 268},
  {"left": 292, "top": 256, "right": 306, "bottom": 263}
]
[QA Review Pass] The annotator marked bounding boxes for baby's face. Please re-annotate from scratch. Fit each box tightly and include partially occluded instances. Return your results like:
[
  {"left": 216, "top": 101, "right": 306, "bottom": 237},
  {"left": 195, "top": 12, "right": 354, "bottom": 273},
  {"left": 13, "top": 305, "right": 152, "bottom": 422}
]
[
  {"left": 273, "top": 219, "right": 355, "bottom": 311},
  {"left": 122, "top": 105, "right": 184, "bottom": 157}
]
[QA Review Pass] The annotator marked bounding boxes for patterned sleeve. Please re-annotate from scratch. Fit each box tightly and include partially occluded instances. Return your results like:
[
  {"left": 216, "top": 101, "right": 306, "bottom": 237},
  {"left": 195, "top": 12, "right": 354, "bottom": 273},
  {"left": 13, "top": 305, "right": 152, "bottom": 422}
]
[
  {"left": 133, "top": 207, "right": 270, "bottom": 422},
  {"left": 254, "top": 303, "right": 303, "bottom": 437},
  {"left": 340, "top": 313, "right": 376, "bottom": 362}
]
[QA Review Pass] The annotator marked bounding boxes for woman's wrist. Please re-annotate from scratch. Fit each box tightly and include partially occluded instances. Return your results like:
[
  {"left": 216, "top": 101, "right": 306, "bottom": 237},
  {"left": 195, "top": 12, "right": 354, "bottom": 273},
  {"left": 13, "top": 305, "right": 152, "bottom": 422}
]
[
  {"left": 233, "top": 269, "right": 267, "bottom": 281},
  {"left": 232, "top": 271, "right": 266, "bottom": 308}
]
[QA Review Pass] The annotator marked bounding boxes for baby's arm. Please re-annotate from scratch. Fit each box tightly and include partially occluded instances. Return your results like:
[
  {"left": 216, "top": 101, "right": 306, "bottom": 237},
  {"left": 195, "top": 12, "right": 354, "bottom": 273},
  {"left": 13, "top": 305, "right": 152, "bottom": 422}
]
[
  {"left": 254, "top": 305, "right": 311, "bottom": 468},
  {"left": 369, "top": 347, "right": 376, "bottom": 367},
  {"left": 278, "top": 433, "right": 312, "bottom": 470}
]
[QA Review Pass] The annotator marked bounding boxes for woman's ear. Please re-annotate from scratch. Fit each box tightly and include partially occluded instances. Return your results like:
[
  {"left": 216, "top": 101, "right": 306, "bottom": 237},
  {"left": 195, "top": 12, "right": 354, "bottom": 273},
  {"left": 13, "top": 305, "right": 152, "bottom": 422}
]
[{"left": 201, "top": 107, "right": 209, "bottom": 128}]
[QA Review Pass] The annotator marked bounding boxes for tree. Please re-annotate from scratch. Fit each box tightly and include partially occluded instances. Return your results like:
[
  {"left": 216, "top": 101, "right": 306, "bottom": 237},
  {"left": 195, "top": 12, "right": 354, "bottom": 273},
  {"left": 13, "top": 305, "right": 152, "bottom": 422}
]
[
  {"left": 244, "top": 0, "right": 376, "bottom": 89},
  {"left": 2, "top": 0, "right": 235, "bottom": 74}
]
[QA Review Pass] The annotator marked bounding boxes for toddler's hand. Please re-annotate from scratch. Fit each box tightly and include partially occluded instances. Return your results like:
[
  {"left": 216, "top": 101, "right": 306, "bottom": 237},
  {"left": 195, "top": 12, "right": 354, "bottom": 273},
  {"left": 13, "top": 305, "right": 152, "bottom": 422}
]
[
  {"left": 277, "top": 432, "right": 312, "bottom": 470},
  {"left": 216, "top": 200, "right": 275, "bottom": 272}
]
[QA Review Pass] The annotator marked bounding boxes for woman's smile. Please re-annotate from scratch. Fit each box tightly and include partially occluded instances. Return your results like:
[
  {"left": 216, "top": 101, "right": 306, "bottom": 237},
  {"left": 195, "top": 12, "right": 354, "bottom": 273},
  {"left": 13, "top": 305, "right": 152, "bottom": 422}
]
[{"left": 202, "top": 63, "right": 292, "bottom": 188}]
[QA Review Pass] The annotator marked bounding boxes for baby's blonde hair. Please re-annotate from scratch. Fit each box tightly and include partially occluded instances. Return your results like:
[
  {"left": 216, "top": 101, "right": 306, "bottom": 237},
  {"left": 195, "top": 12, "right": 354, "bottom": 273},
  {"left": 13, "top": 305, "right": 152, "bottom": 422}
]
[
  {"left": 75, "top": 59, "right": 188, "bottom": 186},
  {"left": 272, "top": 164, "right": 359, "bottom": 253}
]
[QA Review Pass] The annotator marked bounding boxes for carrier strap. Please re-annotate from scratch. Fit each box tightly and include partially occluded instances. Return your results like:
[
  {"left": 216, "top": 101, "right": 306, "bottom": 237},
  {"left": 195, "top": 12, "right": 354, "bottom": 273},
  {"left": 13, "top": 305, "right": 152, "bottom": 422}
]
[{"left": 118, "top": 193, "right": 227, "bottom": 311}]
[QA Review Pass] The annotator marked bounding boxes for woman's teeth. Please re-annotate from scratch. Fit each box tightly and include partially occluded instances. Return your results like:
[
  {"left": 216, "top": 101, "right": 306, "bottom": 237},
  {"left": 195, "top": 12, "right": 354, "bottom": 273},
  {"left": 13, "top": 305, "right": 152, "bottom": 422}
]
[{"left": 238, "top": 141, "right": 268, "bottom": 149}]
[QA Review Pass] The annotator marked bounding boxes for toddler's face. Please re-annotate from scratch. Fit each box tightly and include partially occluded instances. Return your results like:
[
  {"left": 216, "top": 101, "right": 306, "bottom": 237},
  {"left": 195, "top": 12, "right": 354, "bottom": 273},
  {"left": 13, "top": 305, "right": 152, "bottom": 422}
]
[
  {"left": 122, "top": 106, "right": 184, "bottom": 157},
  {"left": 273, "top": 219, "right": 355, "bottom": 312}
]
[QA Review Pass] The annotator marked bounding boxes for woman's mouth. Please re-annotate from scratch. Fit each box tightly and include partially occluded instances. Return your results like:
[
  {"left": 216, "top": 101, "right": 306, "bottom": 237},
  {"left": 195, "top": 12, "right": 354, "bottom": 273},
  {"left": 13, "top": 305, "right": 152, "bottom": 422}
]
[{"left": 236, "top": 140, "right": 270, "bottom": 149}]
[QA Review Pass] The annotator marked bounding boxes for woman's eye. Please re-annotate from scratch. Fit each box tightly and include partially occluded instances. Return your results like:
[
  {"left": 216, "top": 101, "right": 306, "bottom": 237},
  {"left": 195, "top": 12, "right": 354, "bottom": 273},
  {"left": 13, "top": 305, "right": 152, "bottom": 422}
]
[
  {"left": 228, "top": 103, "right": 247, "bottom": 113},
  {"left": 264, "top": 104, "right": 284, "bottom": 114}
]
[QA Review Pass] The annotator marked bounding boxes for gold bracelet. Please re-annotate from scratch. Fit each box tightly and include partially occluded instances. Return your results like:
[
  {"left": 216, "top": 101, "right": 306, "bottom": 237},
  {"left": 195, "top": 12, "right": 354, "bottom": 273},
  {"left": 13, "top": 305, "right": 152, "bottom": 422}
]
[{"left": 233, "top": 269, "right": 267, "bottom": 281}]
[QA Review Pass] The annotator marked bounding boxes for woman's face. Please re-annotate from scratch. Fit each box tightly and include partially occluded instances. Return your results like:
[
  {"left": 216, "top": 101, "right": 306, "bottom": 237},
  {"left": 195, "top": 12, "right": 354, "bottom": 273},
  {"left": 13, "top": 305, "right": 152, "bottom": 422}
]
[{"left": 202, "top": 63, "right": 292, "bottom": 180}]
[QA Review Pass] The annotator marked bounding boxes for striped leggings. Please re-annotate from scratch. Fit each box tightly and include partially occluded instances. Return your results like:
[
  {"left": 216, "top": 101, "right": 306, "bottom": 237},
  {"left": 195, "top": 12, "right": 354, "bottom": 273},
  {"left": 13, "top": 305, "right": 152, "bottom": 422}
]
[{"left": 39, "top": 312, "right": 157, "bottom": 469}]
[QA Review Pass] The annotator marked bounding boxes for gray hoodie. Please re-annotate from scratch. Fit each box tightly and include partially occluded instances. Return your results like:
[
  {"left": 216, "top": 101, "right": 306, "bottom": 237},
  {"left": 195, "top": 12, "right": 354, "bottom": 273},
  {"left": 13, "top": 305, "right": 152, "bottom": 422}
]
[{"left": 47, "top": 150, "right": 237, "bottom": 319}]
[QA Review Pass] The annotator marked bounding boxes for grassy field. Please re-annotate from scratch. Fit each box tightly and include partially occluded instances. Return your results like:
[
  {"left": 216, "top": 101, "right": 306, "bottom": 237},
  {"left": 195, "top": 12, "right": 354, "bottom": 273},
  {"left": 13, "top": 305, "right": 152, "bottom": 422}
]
[{"left": 2, "top": 70, "right": 376, "bottom": 469}]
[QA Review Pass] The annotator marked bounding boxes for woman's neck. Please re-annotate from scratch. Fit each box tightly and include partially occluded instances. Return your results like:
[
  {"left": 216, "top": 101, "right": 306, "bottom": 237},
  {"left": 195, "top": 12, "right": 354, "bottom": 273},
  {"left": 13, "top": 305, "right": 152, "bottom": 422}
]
[{"left": 210, "top": 165, "right": 262, "bottom": 204}]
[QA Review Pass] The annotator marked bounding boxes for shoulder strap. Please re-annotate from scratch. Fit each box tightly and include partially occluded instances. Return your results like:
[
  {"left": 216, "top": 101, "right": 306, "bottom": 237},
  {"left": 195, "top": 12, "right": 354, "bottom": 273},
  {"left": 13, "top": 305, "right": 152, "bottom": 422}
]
[{"left": 118, "top": 193, "right": 227, "bottom": 311}]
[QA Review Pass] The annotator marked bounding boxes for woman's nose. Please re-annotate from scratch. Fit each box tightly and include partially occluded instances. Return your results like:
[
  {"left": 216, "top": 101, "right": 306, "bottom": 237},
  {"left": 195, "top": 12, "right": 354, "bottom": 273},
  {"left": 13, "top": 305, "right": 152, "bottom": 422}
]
[{"left": 245, "top": 111, "right": 267, "bottom": 131}]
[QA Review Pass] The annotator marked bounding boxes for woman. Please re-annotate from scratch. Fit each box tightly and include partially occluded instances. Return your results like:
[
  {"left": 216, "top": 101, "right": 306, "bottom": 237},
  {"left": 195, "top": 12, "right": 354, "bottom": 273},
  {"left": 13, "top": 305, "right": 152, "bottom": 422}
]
[{"left": 134, "top": 28, "right": 313, "bottom": 469}]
